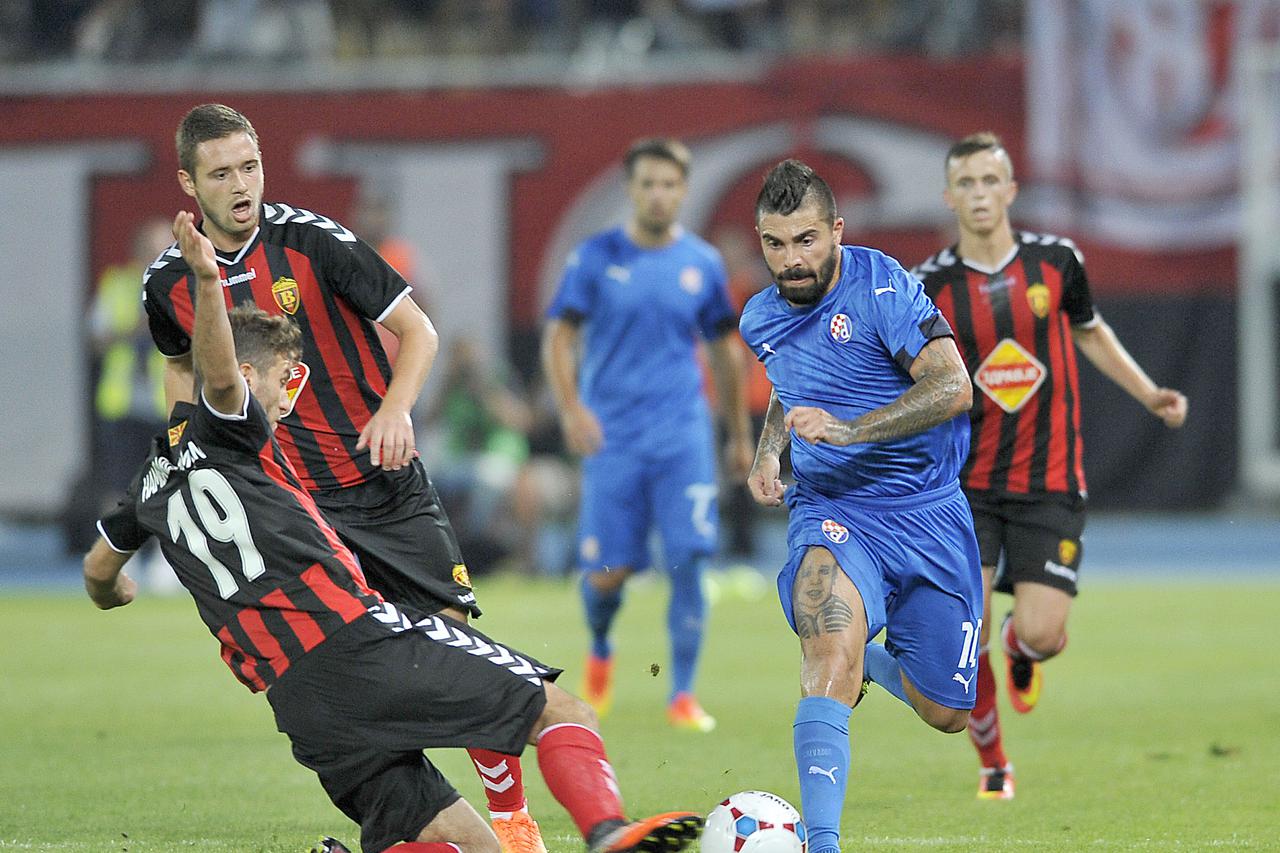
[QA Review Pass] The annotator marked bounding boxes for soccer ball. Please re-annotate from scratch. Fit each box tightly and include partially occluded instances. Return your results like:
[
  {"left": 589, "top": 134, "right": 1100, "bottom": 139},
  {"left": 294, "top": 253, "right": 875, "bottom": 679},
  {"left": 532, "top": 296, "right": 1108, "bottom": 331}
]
[{"left": 701, "top": 790, "right": 807, "bottom": 852}]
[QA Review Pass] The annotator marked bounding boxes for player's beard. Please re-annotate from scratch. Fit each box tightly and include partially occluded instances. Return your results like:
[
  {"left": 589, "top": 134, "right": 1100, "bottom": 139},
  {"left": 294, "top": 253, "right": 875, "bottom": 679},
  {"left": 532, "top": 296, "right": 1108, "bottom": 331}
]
[{"left": 776, "top": 246, "right": 839, "bottom": 306}]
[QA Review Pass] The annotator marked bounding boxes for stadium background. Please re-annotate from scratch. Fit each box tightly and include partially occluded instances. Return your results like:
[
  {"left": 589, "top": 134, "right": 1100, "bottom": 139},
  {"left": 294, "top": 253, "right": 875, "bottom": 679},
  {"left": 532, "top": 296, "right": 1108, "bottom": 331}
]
[
  {"left": 1, "top": 2, "right": 1279, "bottom": 851},
  {"left": 0, "top": 2, "right": 1275, "bottom": 568}
]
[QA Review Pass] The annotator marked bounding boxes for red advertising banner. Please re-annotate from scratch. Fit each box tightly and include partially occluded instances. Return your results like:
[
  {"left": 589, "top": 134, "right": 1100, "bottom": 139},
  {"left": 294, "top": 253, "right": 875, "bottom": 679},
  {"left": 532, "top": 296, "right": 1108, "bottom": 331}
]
[{"left": 0, "top": 56, "right": 1232, "bottom": 338}]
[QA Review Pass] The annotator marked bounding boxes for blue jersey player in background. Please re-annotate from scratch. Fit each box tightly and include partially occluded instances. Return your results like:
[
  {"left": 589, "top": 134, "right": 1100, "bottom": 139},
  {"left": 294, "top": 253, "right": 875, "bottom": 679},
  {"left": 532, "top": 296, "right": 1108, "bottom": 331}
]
[
  {"left": 740, "top": 160, "right": 983, "bottom": 853},
  {"left": 542, "top": 138, "right": 753, "bottom": 733}
]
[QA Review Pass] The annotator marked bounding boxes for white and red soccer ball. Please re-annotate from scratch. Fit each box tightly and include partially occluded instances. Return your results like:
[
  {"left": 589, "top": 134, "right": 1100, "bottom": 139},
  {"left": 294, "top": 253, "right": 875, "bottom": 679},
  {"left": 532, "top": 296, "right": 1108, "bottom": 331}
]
[{"left": 701, "top": 790, "right": 807, "bottom": 853}]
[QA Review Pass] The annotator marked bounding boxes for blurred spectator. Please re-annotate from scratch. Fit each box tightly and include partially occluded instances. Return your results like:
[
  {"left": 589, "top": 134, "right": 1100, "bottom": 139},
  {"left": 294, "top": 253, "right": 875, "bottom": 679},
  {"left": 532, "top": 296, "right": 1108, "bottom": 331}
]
[
  {"left": 90, "top": 216, "right": 172, "bottom": 506},
  {"left": 712, "top": 225, "right": 773, "bottom": 558},
  {"left": 195, "top": 0, "right": 335, "bottom": 61},
  {"left": 3, "top": 0, "right": 1021, "bottom": 62},
  {"left": 682, "top": 0, "right": 774, "bottom": 51},
  {"left": 349, "top": 188, "right": 435, "bottom": 364},
  {"left": 424, "top": 339, "right": 535, "bottom": 574},
  {"left": 75, "top": 0, "right": 198, "bottom": 61}
]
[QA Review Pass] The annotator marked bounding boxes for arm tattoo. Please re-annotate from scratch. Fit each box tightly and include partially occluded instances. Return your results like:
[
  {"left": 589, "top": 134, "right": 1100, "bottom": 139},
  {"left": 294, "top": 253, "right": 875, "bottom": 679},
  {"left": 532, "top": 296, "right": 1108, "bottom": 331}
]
[
  {"left": 757, "top": 390, "right": 788, "bottom": 458},
  {"left": 843, "top": 340, "right": 970, "bottom": 444},
  {"left": 792, "top": 556, "right": 856, "bottom": 640}
]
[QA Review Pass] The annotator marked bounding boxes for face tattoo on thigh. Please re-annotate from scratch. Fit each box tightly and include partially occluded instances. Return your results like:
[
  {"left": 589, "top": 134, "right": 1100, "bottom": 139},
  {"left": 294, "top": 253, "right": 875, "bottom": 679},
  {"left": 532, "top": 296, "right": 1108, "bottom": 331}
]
[{"left": 793, "top": 552, "right": 855, "bottom": 640}]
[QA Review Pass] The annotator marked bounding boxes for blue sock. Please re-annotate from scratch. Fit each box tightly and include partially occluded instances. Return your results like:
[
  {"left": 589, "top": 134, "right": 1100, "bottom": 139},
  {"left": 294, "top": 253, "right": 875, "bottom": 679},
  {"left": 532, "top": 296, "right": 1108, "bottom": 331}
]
[
  {"left": 864, "top": 642, "right": 911, "bottom": 707},
  {"left": 666, "top": 553, "right": 707, "bottom": 698},
  {"left": 580, "top": 572, "right": 623, "bottom": 660},
  {"left": 793, "top": 696, "right": 851, "bottom": 853}
]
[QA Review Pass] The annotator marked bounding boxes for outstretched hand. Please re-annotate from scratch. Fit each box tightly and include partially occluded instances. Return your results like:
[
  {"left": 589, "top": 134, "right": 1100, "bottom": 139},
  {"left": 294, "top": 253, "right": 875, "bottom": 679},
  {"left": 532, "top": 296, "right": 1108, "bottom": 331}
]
[{"left": 172, "top": 210, "right": 218, "bottom": 282}]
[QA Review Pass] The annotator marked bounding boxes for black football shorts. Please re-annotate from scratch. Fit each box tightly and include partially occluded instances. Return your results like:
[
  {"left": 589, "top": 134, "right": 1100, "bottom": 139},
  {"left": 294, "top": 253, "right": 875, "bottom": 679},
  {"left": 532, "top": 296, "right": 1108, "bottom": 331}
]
[
  {"left": 267, "top": 603, "right": 561, "bottom": 853},
  {"left": 313, "top": 458, "right": 482, "bottom": 618},
  {"left": 965, "top": 489, "right": 1086, "bottom": 597}
]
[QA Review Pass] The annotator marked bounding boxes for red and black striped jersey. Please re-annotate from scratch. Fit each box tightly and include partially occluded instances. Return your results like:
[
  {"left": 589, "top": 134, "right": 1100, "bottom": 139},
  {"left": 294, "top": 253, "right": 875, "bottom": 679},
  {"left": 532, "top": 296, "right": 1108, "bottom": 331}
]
[
  {"left": 912, "top": 232, "right": 1098, "bottom": 497},
  {"left": 143, "top": 202, "right": 411, "bottom": 491},
  {"left": 129, "top": 385, "right": 383, "bottom": 692}
]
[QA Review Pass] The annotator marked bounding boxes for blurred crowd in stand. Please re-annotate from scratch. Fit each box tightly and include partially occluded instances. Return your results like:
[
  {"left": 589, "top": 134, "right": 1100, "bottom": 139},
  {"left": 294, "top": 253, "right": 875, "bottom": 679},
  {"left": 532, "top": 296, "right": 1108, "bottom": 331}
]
[{"left": 3, "top": 0, "right": 1021, "bottom": 64}]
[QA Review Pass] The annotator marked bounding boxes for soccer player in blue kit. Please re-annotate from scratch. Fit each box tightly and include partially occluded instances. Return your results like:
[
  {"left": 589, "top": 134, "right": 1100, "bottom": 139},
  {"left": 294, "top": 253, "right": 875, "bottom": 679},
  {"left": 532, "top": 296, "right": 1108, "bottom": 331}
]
[
  {"left": 740, "top": 160, "right": 983, "bottom": 853},
  {"left": 542, "top": 138, "right": 753, "bottom": 732}
]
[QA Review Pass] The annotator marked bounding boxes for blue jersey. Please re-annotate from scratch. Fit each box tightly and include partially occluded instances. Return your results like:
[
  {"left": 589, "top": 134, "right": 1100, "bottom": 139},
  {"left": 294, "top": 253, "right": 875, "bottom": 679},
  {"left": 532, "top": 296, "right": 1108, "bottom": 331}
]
[
  {"left": 547, "top": 226, "right": 735, "bottom": 449},
  {"left": 739, "top": 245, "right": 969, "bottom": 500}
]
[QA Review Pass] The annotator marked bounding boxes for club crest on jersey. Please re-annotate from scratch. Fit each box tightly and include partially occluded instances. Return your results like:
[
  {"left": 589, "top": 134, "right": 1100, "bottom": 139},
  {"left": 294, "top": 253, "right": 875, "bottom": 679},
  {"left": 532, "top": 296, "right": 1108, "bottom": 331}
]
[
  {"left": 974, "top": 338, "right": 1047, "bottom": 414},
  {"left": 1026, "top": 283, "right": 1051, "bottom": 319},
  {"left": 1058, "top": 539, "right": 1079, "bottom": 566},
  {"left": 282, "top": 362, "right": 310, "bottom": 417},
  {"left": 679, "top": 265, "right": 703, "bottom": 294},
  {"left": 829, "top": 313, "right": 852, "bottom": 343},
  {"left": 272, "top": 276, "right": 300, "bottom": 314},
  {"left": 821, "top": 518, "right": 849, "bottom": 544},
  {"left": 452, "top": 563, "right": 473, "bottom": 589}
]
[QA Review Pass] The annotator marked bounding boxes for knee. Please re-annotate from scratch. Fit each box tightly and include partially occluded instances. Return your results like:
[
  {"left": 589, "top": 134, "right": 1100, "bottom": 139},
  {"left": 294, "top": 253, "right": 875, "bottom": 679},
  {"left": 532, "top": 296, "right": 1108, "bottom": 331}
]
[
  {"left": 1016, "top": 622, "right": 1066, "bottom": 659},
  {"left": 586, "top": 568, "right": 628, "bottom": 594},
  {"left": 920, "top": 705, "right": 970, "bottom": 734},
  {"left": 800, "top": 643, "right": 863, "bottom": 700},
  {"left": 530, "top": 682, "right": 598, "bottom": 741}
]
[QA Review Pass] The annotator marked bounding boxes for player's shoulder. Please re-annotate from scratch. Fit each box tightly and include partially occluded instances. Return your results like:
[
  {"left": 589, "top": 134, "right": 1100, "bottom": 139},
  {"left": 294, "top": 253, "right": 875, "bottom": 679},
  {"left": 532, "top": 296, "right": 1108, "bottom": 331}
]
[
  {"left": 259, "top": 200, "right": 359, "bottom": 250},
  {"left": 678, "top": 229, "right": 724, "bottom": 265},
  {"left": 1017, "top": 230, "right": 1085, "bottom": 266},
  {"left": 908, "top": 245, "right": 962, "bottom": 282},
  {"left": 739, "top": 283, "right": 779, "bottom": 330},
  {"left": 568, "top": 226, "right": 626, "bottom": 268},
  {"left": 142, "top": 241, "right": 189, "bottom": 293}
]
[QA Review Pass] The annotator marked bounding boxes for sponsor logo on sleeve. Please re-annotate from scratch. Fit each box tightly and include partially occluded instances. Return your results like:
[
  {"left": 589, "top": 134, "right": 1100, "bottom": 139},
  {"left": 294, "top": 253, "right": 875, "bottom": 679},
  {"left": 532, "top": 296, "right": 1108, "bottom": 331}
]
[{"left": 452, "top": 563, "right": 473, "bottom": 589}]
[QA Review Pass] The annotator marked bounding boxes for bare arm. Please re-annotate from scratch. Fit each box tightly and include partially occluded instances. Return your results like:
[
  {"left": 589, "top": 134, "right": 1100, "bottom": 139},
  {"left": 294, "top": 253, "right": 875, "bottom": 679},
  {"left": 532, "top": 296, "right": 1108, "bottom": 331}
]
[
  {"left": 706, "top": 332, "right": 755, "bottom": 481},
  {"left": 748, "top": 389, "right": 787, "bottom": 506},
  {"left": 786, "top": 336, "right": 972, "bottom": 446},
  {"left": 541, "top": 317, "right": 602, "bottom": 456},
  {"left": 359, "top": 297, "right": 439, "bottom": 470},
  {"left": 83, "top": 538, "right": 138, "bottom": 610},
  {"left": 1072, "top": 319, "right": 1187, "bottom": 427},
  {"left": 174, "top": 211, "right": 245, "bottom": 416},
  {"left": 163, "top": 352, "right": 196, "bottom": 413}
]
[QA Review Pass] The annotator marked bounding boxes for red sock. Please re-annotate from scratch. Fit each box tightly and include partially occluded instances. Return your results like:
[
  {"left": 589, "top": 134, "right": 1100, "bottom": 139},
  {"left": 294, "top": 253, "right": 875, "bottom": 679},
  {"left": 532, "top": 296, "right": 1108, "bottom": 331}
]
[
  {"left": 536, "top": 723, "right": 626, "bottom": 837},
  {"left": 381, "top": 843, "right": 461, "bottom": 852},
  {"left": 968, "top": 649, "right": 1007, "bottom": 769},
  {"left": 468, "top": 748, "right": 526, "bottom": 815}
]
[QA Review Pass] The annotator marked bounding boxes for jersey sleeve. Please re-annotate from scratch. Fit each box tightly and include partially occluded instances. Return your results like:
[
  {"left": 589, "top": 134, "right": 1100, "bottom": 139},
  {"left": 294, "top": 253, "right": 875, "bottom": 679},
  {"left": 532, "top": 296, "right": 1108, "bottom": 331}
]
[
  {"left": 319, "top": 228, "right": 413, "bottom": 323},
  {"left": 193, "top": 377, "right": 273, "bottom": 455},
  {"left": 144, "top": 276, "right": 193, "bottom": 357},
  {"left": 696, "top": 254, "right": 738, "bottom": 339},
  {"left": 96, "top": 466, "right": 150, "bottom": 553},
  {"left": 1059, "top": 246, "right": 1097, "bottom": 326},
  {"left": 546, "top": 243, "right": 596, "bottom": 323},
  {"left": 868, "top": 254, "right": 954, "bottom": 373}
]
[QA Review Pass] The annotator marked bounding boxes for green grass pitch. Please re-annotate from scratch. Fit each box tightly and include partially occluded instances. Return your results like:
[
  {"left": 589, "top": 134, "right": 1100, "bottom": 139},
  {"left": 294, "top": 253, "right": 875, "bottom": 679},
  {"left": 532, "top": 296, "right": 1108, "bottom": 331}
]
[{"left": 1, "top": 572, "right": 1277, "bottom": 851}]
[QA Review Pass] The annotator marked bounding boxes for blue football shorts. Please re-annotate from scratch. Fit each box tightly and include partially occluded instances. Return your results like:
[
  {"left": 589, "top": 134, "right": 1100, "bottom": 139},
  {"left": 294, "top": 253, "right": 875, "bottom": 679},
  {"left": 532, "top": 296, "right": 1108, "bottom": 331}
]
[
  {"left": 777, "top": 481, "right": 983, "bottom": 709},
  {"left": 575, "top": 420, "right": 717, "bottom": 572}
]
